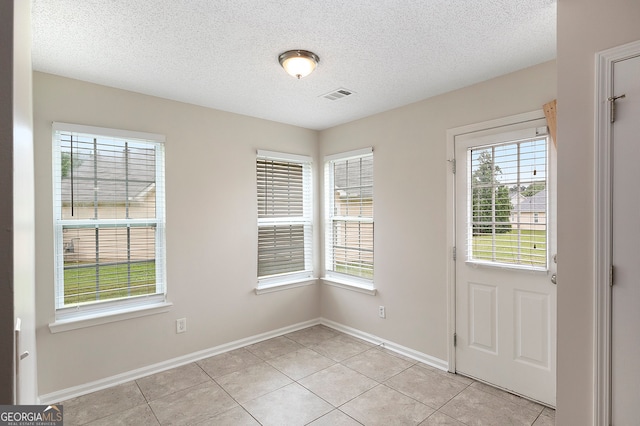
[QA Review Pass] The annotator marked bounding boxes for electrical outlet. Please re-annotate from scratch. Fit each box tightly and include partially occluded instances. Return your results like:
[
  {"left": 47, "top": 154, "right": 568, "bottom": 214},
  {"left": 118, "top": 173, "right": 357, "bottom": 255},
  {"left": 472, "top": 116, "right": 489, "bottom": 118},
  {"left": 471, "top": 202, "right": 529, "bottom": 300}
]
[
  {"left": 176, "top": 318, "right": 187, "bottom": 333},
  {"left": 378, "top": 306, "right": 386, "bottom": 318}
]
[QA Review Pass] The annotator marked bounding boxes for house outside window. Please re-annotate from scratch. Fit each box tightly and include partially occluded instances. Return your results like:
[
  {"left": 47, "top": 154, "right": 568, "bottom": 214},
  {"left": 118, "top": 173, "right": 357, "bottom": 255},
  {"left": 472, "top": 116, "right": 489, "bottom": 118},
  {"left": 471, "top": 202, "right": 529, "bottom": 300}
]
[
  {"left": 257, "top": 150, "right": 313, "bottom": 289},
  {"left": 52, "top": 123, "right": 166, "bottom": 321},
  {"left": 324, "top": 148, "right": 374, "bottom": 287}
]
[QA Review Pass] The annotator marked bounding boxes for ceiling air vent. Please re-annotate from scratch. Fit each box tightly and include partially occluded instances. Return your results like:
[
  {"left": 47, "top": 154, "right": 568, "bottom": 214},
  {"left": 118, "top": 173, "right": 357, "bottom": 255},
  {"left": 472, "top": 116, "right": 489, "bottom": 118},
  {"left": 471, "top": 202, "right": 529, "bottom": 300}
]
[{"left": 321, "top": 88, "right": 355, "bottom": 101}]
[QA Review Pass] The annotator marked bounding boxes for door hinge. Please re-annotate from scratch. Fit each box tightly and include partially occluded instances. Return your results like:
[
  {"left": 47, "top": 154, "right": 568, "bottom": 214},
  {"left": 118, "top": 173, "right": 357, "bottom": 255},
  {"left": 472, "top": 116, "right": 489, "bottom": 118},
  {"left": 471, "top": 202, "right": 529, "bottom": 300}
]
[
  {"left": 608, "top": 94, "right": 626, "bottom": 123},
  {"left": 453, "top": 333, "right": 457, "bottom": 347},
  {"left": 452, "top": 246, "right": 457, "bottom": 261},
  {"left": 448, "top": 158, "right": 456, "bottom": 174},
  {"left": 610, "top": 265, "right": 614, "bottom": 287}
]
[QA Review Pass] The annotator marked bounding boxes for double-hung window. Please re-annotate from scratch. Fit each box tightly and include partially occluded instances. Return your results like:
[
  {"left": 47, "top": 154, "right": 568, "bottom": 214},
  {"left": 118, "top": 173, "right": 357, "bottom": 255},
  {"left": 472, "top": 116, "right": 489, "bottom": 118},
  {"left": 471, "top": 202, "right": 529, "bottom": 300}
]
[
  {"left": 52, "top": 123, "right": 167, "bottom": 322},
  {"left": 325, "top": 148, "right": 374, "bottom": 287},
  {"left": 257, "top": 150, "right": 313, "bottom": 288}
]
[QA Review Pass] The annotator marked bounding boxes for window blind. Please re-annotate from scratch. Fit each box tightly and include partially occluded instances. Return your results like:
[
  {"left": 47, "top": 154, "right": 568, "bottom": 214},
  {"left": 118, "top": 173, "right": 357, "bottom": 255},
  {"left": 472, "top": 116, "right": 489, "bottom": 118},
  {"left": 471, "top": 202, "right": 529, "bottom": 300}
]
[
  {"left": 257, "top": 151, "right": 312, "bottom": 281},
  {"left": 469, "top": 136, "right": 547, "bottom": 268},
  {"left": 325, "top": 149, "right": 374, "bottom": 281},
  {"left": 53, "top": 124, "right": 166, "bottom": 314}
]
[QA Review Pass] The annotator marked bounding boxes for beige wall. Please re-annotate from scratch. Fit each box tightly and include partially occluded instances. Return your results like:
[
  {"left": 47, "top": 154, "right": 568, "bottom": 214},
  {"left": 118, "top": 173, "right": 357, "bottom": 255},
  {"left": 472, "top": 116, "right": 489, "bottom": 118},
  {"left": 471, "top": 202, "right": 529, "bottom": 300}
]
[
  {"left": 319, "top": 60, "right": 556, "bottom": 362},
  {"left": 27, "top": 0, "right": 640, "bottom": 416},
  {"left": 512, "top": 212, "right": 547, "bottom": 231},
  {"left": 35, "top": 62, "right": 556, "bottom": 398},
  {"left": 557, "top": 0, "right": 640, "bottom": 424},
  {"left": 34, "top": 72, "right": 320, "bottom": 395},
  {"left": 61, "top": 200, "right": 158, "bottom": 263}
]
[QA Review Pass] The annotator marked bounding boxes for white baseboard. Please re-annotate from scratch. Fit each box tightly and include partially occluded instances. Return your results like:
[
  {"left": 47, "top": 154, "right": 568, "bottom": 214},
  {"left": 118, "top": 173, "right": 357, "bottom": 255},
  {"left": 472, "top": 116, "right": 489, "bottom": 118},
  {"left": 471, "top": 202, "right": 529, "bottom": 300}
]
[
  {"left": 39, "top": 318, "right": 448, "bottom": 404},
  {"left": 39, "top": 318, "right": 320, "bottom": 404},
  {"left": 319, "top": 318, "right": 448, "bottom": 371}
]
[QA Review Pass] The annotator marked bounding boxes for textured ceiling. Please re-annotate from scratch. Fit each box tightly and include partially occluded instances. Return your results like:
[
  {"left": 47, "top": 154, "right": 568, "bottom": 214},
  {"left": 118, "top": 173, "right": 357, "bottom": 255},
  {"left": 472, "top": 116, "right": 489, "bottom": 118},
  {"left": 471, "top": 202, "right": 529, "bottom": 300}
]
[{"left": 31, "top": 0, "right": 557, "bottom": 130}]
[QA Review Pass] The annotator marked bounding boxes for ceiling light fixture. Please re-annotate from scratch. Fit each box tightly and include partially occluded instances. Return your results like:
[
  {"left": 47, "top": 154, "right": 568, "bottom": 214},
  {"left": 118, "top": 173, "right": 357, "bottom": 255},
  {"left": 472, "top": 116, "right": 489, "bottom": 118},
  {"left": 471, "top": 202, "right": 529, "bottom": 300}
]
[{"left": 278, "top": 50, "right": 320, "bottom": 79}]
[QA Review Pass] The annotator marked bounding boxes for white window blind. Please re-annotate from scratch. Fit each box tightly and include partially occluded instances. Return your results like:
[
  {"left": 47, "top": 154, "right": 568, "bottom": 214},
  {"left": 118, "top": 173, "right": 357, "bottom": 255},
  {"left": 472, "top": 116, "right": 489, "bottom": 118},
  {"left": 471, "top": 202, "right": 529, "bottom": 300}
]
[
  {"left": 325, "top": 148, "right": 374, "bottom": 282},
  {"left": 52, "top": 123, "right": 166, "bottom": 318},
  {"left": 469, "top": 136, "right": 547, "bottom": 268},
  {"left": 257, "top": 151, "right": 312, "bottom": 283}
]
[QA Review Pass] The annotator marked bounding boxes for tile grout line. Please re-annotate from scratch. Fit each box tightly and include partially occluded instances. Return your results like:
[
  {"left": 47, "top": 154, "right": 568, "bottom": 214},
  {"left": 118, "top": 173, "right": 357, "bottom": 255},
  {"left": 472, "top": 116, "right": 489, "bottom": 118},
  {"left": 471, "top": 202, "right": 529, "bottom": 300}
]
[
  {"left": 430, "top": 378, "right": 476, "bottom": 426},
  {"left": 63, "top": 327, "right": 554, "bottom": 425},
  {"left": 131, "top": 380, "right": 163, "bottom": 426},
  {"left": 243, "top": 328, "right": 368, "bottom": 425},
  {"left": 468, "top": 381, "right": 546, "bottom": 415},
  {"left": 192, "top": 362, "right": 257, "bottom": 426}
]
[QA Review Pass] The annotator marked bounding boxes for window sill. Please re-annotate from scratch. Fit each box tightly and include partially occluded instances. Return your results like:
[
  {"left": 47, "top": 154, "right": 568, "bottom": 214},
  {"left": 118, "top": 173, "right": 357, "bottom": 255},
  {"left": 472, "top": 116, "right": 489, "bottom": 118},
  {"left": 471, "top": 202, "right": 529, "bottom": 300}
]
[
  {"left": 49, "top": 301, "right": 173, "bottom": 333},
  {"left": 465, "top": 260, "right": 548, "bottom": 274},
  {"left": 322, "top": 277, "right": 377, "bottom": 296},
  {"left": 255, "top": 278, "right": 318, "bottom": 295}
]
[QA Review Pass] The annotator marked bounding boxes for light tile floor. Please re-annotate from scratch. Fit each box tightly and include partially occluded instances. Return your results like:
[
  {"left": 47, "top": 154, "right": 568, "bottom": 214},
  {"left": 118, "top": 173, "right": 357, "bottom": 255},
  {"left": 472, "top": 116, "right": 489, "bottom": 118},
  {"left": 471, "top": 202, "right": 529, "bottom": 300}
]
[{"left": 60, "top": 325, "right": 556, "bottom": 425}]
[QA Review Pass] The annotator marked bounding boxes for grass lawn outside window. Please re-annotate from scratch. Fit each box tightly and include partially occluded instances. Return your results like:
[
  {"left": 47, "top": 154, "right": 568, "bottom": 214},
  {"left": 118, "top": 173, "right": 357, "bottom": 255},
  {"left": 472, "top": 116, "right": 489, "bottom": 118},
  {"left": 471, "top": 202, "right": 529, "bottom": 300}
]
[
  {"left": 64, "top": 260, "right": 156, "bottom": 305},
  {"left": 471, "top": 229, "right": 546, "bottom": 267}
]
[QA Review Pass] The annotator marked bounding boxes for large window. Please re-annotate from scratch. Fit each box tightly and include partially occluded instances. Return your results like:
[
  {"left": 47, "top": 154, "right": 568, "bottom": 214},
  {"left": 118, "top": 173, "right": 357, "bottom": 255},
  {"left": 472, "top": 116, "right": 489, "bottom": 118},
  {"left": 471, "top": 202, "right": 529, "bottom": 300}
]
[
  {"left": 53, "top": 123, "right": 166, "bottom": 320},
  {"left": 257, "top": 150, "right": 313, "bottom": 287},
  {"left": 325, "top": 148, "right": 374, "bottom": 284},
  {"left": 468, "top": 135, "right": 548, "bottom": 268}
]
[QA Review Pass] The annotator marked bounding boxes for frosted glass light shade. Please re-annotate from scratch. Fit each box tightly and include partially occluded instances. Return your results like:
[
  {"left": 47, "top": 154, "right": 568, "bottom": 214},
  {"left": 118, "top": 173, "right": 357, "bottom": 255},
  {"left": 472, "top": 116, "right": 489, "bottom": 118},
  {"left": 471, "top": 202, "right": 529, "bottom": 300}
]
[{"left": 278, "top": 50, "right": 320, "bottom": 79}]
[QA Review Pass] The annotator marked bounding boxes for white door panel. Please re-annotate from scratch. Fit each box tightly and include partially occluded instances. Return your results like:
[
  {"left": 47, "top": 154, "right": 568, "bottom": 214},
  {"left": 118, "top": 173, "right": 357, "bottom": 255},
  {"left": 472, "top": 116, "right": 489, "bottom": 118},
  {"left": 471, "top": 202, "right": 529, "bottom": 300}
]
[
  {"left": 611, "top": 53, "right": 640, "bottom": 425},
  {"left": 455, "top": 120, "right": 557, "bottom": 406},
  {"left": 514, "top": 290, "right": 551, "bottom": 369},
  {"left": 468, "top": 282, "right": 498, "bottom": 353}
]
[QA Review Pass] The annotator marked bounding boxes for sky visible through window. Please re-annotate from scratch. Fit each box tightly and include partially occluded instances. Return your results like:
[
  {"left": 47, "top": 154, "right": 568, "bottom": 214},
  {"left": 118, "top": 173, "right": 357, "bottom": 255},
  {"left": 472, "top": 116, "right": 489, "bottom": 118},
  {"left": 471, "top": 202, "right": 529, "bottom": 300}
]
[{"left": 470, "top": 137, "right": 547, "bottom": 188}]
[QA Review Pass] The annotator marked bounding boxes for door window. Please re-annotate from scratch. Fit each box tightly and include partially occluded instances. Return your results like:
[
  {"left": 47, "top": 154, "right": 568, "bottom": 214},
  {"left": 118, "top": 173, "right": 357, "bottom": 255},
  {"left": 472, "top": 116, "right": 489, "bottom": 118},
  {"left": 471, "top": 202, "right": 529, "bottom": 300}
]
[{"left": 468, "top": 137, "right": 548, "bottom": 269}]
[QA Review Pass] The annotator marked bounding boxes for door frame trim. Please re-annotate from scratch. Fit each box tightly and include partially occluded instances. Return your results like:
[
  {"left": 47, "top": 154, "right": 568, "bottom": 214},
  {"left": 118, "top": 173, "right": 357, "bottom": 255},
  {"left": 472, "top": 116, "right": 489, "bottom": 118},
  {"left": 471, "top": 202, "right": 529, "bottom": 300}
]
[
  {"left": 594, "top": 38, "right": 640, "bottom": 426},
  {"left": 445, "top": 109, "right": 547, "bottom": 373}
]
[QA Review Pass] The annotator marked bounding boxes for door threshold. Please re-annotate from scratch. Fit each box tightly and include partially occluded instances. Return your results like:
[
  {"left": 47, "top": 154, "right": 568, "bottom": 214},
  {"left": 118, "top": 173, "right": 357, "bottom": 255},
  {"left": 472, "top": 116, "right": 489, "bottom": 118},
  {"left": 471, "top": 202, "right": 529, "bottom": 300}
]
[{"left": 456, "top": 371, "right": 556, "bottom": 409}]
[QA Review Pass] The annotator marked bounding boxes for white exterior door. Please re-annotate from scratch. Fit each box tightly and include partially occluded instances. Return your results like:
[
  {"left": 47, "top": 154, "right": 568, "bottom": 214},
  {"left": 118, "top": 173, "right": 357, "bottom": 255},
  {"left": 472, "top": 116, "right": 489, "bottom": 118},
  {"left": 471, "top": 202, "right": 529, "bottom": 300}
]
[
  {"left": 611, "top": 53, "right": 640, "bottom": 425},
  {"left": 454, "top": 118, "right": 557, "bottom": 406}
]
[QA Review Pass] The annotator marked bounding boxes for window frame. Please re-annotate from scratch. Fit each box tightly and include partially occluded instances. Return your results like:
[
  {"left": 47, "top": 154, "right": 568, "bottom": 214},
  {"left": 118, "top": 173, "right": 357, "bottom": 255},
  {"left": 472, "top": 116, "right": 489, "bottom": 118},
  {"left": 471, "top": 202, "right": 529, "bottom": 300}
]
[
  {"left": 256, "top": 150, "right": 314, "bottom": 291},
  {"left": 464, "top": 126, "right": 550, "bottom": 271},
  {"left": 51, "top": 122, "right": 168, "bottom": 325},
  {"left": 324, "top": 147, "right": 375, "bottom": 290}
]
